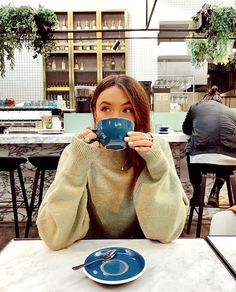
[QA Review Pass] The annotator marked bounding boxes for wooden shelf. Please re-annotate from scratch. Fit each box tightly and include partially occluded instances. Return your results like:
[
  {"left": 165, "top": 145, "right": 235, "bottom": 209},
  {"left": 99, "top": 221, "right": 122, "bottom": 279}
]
[{"left": 44, "top": 9, "right": 127, "bottom": 109}]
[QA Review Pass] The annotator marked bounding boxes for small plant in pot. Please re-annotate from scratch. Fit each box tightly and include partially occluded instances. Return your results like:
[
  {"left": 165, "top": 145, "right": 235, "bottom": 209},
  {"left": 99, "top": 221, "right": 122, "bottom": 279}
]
[
  {"left": 0, "top": 4, "right": 58, "bottom": 77},
  {"left": 186, "top": 3, "right": 236, "bottom": 67}
]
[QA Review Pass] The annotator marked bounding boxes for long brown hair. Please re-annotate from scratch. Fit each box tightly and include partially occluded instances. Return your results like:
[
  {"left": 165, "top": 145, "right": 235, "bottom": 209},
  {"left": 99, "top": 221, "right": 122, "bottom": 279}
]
[{"left": 91, "top": 74, "right": 151, "bottom": 184}]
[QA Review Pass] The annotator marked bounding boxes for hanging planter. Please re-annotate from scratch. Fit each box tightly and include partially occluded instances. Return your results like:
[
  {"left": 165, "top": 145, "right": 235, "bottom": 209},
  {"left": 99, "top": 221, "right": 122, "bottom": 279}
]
[
  {"left": 0, "top": 4, "right": 58, "bottom": 77},
  {"left": 186, "top": 3, "right": 236, "bottom": 67}
]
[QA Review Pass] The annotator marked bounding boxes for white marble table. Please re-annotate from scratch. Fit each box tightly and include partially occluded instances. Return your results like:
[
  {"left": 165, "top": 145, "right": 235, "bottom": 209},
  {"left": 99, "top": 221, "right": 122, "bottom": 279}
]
[
  {"left": 0, "top": 238, "right": 236, "bottom": 292},
  {"left": 206, "top": 236, "right": 236, "bottom": 279}
]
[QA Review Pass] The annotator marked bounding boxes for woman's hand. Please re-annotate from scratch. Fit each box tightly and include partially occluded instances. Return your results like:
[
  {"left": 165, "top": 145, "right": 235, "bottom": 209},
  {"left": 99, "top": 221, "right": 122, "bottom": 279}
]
[
  {"left": 124, "top": 131, "right": 153, "bottom": 152},
  {"left": 75, "top": 128, "right": 100, "bottom": 147}
]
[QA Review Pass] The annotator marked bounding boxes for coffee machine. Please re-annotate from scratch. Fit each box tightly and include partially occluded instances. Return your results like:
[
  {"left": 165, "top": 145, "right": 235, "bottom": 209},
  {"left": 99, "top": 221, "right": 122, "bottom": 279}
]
[{"left": 74, "top": 86, "right": 95, "bottom": 113}]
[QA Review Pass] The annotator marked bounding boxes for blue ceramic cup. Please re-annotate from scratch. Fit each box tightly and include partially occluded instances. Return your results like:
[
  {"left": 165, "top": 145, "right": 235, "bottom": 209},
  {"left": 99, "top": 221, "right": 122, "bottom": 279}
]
[
  {"left": 159, "top": 126, "right": 169, "bottom": 134},
  {"left": 92, "top": 117, "right": 135, "bottom": 150}
]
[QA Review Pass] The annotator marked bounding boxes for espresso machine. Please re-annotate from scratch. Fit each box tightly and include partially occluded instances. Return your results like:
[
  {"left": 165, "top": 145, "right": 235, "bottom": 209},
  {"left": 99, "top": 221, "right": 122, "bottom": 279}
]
[{"left": 74, "top": 85, "right": 95, "bottom": 113}]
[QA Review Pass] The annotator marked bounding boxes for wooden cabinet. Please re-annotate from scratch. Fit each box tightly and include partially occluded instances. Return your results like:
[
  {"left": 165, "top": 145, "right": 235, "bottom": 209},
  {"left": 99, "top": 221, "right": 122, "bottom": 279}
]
[{"left": 44, "top": 10, "right": 127, "bottom": 109}]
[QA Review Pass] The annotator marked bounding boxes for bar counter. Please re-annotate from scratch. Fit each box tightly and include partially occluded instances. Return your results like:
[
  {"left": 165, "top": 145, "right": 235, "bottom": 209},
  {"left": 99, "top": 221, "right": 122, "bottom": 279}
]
[{"left": 0, "top": 131, "right": 188, "bottom": 144}]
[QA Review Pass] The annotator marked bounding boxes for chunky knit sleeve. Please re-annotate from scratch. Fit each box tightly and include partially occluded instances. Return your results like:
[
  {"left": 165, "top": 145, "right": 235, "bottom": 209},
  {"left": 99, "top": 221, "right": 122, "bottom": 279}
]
[
  {"left": 36, "top": 136, "right": 100, "bottom": 250},
  {"left": 133, "top": 136, "right": 189, "bottom": 243}
]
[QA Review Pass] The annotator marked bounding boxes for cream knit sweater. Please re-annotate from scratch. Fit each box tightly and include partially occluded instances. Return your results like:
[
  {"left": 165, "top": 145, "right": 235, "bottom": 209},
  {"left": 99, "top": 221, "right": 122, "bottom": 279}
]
[{"left": 36, "top": 135, "right": 189, "bottom": 250}]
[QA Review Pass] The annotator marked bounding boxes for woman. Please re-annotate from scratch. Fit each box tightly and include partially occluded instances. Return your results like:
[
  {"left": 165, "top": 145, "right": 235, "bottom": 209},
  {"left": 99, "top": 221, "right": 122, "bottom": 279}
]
[
  {"left": 182, "top": 85, "right": 236, "bottom": 207},
  {"left": 37, "top": 74, "right": 188, "bottom": 250}
]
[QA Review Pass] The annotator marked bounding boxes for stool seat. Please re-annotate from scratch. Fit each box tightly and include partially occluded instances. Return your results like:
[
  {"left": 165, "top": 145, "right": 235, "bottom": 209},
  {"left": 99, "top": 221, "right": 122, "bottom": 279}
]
[
  {"left": 0, "top": 156, "right": 29, "bottom": 238},
  {"left": 28, "top": 155, "right": 60, "bottom": 170},
  {"left": 25, "top": 155, "right": 60, "bottom": 237},
  {"left": 187, "top": 163, "right": 236, "bottom": 237},
  {"left": 0, "top": 157, "right": 27, "bottom": 171}
]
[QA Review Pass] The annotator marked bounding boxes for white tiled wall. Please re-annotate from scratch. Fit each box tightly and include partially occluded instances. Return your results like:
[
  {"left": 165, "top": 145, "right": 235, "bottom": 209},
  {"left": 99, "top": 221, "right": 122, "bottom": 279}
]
[
  {"left": 0, "top": 48, "right": 43, "bottom": 102},
  {"left": 0, "top": 0, "right": 235, "bottom": 102}
]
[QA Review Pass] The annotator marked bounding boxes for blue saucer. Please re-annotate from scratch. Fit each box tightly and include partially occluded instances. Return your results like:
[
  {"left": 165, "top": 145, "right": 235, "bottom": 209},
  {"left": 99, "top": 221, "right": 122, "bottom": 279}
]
[{"left": 83, "top": 247, "right": 147, "bottom": 285}]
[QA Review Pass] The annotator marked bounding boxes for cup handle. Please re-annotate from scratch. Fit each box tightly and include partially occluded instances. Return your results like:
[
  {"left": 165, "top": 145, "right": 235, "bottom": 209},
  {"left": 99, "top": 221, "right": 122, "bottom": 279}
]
[{"left": 88, "top": 129, "right": 99, "bottom": 144}]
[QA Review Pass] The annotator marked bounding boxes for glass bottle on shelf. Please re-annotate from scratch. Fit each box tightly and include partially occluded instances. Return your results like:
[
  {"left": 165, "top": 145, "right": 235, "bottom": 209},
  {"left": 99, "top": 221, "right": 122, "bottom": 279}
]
[
  {"left": 84, "top": 20, "right": 90, "bottom": 30},
  {"left": 86, "top": 41, "right": 90, "bottom": 50},
  {"left": 46, "top": 60, "right": 52, "bottom": 70},
  {"left": 91, "top": 20, "right": 96, "bottom": 30},
  {"left": 76, "top": 20, "right": 82, "bottom": 48},
  {"left": 118, "top": 19, "right": 123, "bottom": 29},
  {"left": 121, "top": 55, "right": 125, "bottom": 70},
  {"left": 79, "top": 63, "right": 84, "bottom": 71},
  {"left": 91, "top": 43, "right": 97, "bottom": 50},
  {"left": 74, "top": 58, "right": 79, "bottom": 70},
  {"left": 110, "top": 20, "right": 116, "bottom": 30},
  {"left": 103, "top": 20, "right": 108, "bottom": 30},
  {"left": 105, "top": 57, "right": 110, "bottom": 69},
  {"left": 76, "top": 20, "right": 82, "bottom": 30},
  {"left": 61, "top": 58, "right": 66, "bottom": 70},
  {"left": 111, "top": 56, "right": 116, "bottom": 70},
  {"left": 61, "top": 19, "right": 67, "bottom": 30},
  {"left": 102, "top": 57, "right": 105, "bottom": 70},
  {"left": 51, "top": 57, "right": 57, "bottom": 70}
]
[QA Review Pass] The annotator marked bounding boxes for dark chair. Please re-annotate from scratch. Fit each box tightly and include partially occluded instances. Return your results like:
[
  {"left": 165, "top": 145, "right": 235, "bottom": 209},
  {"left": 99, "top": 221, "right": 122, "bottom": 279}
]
[
  {"left": 187, "top": 164, "right": 236, "bottom": 237},
  {"left": 0, "top": 157, "right": 29, "bottom": 238},
  {"left": 24, "top": 155, "right": 60, "bottom": 237}
]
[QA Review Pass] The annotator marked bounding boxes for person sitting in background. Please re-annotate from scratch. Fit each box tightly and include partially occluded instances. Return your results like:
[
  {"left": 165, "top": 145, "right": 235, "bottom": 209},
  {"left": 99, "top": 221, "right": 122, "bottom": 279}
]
[
  {"left": 182, "top": 85, "right": 236, "bottom": 207},
  {"left": 37, "top": 74, "right": 188, "bottom": 251}
]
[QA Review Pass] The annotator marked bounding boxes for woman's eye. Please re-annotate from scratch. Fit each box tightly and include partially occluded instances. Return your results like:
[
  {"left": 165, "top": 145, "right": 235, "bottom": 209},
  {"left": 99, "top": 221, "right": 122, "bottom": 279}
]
[
  {"left": 100, "top": 106, "right": 110, "bottom": 112},
  {"left": 123, "top": 107, "right": 133, "bottom": 113}
]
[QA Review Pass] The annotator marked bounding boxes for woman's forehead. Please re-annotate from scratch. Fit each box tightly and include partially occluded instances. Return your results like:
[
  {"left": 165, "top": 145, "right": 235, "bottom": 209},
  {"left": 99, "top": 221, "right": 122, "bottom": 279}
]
[{"left": 97, "top": 86, "right": 130, "bottom": 104}]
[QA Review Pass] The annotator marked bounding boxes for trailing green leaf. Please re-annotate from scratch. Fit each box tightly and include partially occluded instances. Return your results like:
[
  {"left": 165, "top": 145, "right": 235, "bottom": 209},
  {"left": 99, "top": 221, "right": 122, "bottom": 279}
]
[
  {"left": 0, "top": 4, "right": 58, "bottom": 77},
  {"left": 186, "top": 4, "right": 236, "bottom": 67}
]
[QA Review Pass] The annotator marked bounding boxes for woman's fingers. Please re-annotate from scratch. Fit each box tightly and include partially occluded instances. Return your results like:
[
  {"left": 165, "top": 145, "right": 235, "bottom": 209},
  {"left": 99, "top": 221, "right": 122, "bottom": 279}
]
[
  {"left": 125, "top": 131, "right": 153, "bottom": 152},
  {"left": 76, "top": 129, "right": 97, "bottom": 144}
]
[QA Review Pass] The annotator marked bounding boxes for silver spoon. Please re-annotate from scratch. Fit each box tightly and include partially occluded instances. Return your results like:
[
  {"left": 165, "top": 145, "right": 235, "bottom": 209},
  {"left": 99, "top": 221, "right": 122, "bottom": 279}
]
[{"left": 72, "top": 249, "right": 116, "bottom": 270}]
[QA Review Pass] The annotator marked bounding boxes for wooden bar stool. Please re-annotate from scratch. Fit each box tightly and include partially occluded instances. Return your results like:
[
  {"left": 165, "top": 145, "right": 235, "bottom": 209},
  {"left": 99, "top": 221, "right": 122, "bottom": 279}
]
[
  {"left": 24, "top": 155, "right": 60, "bottom": 238},
  {"left": 187, "top": 164, "right": 236, "bottom": 238},
  {"left": 0, "top": 157, "right": 29, "bottom": 238}
]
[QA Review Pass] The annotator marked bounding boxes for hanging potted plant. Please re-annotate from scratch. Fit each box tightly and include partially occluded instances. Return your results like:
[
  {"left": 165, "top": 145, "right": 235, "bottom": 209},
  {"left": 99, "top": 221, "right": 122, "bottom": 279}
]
[
  {"left": 186, "top": 3, "right": 236, "bottom": 67},
  {"left": 0, "top": 4, "right": 58, "bottom": 77}
]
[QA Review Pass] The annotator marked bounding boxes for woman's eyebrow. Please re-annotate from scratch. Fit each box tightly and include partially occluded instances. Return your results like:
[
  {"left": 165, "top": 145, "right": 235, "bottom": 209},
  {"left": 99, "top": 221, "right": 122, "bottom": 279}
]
[
  {"left": 99, "top": 101, "right": 111, "bottom": 106},
  {"left": 99, "top": 101, "right": 132, "bottom": 106}
]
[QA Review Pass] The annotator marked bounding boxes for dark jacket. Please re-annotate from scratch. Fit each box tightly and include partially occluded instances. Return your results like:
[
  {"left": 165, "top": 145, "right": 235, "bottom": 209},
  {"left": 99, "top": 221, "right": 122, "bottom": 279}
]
[{"left": 182, "top": 100, "right": 236, "bottom": 157}]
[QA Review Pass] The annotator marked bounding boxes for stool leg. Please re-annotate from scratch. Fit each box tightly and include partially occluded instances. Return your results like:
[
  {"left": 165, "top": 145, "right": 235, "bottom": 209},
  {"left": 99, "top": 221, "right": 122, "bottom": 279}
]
[
  {"left": 9, "top": 170, "right": 19, "bottom": 238},
  {"left": 196, "top": 175, "right": 206, "bottom": 238},
  {"left": 24, "top": 169, "right": 40, "bottom": 238},
  {"left": 186, "top": 205, "right": 194, "bottom": 234},
  {"left": 230, "top": 174, "right": 236, "bottom": 205},
  {"left": 17, "top": 166, "right": 30, "bottom": 218},
  {"left": 226, "top": 176, "right": 233, "bottom": 206},
  {"left": 38, "top": 169, "right": 45, "bottom": 209}
]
